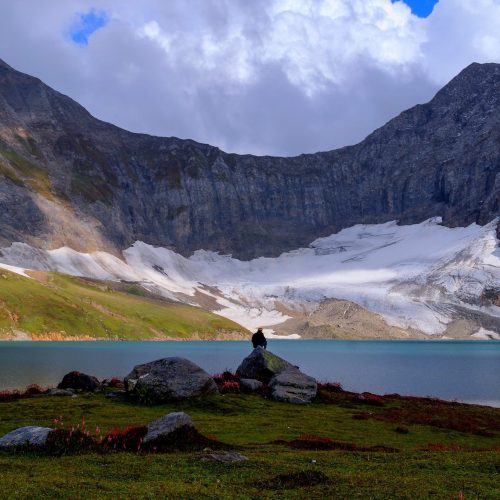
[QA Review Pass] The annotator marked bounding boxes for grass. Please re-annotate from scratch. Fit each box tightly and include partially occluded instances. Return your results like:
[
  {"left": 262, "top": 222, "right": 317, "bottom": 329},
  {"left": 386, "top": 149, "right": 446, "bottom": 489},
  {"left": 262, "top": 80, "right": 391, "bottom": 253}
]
[
  {"left": 0, "top": 390, "right": 498, "bottom": 498},
  {"left": 0, "top": 269, "right": 247, "bottom": 340}
]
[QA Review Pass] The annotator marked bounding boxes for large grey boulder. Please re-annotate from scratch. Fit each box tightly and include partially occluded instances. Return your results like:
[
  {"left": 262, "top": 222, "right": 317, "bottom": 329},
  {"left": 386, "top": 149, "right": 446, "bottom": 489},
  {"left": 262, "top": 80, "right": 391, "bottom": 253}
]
[
  {"left": 0, "top": 426, "right": 53, "bottom": 449},
  {"left": 269, "top": 368, "right": 317, "bottom": 404},
  {"left": 237, "top": 348, "right": 294, "bottom": 383},
  {"left": 144, "top": 412, "right": 194, "bottom": 444},
  {"left": 125, "top": 357, "right": 219, "bottom": 403}
]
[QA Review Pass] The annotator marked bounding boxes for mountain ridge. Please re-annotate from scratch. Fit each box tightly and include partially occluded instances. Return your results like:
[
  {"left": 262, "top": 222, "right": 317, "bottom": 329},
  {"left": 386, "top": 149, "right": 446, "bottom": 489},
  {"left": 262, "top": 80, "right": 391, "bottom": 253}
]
[{"left": 0, "top": 58, "right": 498, "bottom": 259}]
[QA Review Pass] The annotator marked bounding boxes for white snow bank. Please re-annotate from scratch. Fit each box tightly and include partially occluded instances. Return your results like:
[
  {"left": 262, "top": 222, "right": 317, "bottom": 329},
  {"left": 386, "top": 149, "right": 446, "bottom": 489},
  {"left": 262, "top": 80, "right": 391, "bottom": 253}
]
[
  {"left": 0, "top": 262, "right": 31, "bottom": 278},
  {"left": 1, "top": 218, "right": 499, "bottom": 334},
  {"left": 472, "top": 328, "right": 500, "bottom": 340}
]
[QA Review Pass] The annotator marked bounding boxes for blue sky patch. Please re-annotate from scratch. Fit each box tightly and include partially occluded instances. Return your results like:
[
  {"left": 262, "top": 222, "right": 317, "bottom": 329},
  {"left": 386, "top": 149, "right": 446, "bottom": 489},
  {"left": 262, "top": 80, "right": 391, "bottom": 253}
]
[
  {"left": 70, "top": 9, "right": 108, "bottom": 45},
  {"left": 392, "top": 0, "right": 439, "bottom": 18}
]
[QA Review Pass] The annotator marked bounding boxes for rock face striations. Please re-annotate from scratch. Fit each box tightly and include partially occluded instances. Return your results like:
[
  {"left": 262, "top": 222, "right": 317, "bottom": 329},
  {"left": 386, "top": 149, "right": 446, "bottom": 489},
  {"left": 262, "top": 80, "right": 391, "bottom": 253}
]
[{"left": 0, "top": 58, "right": 498, "bottom": 258}]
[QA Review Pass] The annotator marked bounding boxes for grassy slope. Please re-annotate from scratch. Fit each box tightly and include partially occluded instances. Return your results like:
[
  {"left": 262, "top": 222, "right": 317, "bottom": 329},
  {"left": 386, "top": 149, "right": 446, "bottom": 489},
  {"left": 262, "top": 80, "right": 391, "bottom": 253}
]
[
  {"left": 0, "top": 269, "right": 247, "bottom": 340},
  {"left": 0, "top": 392, "right": 498, "bottom": 498}
]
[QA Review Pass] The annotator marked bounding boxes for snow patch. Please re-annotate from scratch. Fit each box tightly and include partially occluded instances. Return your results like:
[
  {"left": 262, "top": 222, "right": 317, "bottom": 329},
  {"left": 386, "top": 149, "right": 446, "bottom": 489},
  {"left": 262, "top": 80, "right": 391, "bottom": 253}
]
[
  {"left": 472, "top": 328, "right": 500, "bottom": 340},
  {"left": 0, "top": 262, "right": 31, "bottom": 278}
]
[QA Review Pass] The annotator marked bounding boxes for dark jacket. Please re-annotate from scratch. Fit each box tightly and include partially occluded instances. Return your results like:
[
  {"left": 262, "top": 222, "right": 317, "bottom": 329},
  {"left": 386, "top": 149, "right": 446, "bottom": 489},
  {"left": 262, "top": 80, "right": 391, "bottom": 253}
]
[{"left": 252, "top": 330, "right": 267, "bottom": 349}]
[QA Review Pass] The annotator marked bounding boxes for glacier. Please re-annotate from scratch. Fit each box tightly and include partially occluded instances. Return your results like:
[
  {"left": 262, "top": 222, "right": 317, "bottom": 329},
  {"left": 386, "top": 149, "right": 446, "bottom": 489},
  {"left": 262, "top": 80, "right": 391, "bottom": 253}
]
[{"left": 0, "top": 218, "right": 499, "bottom": 336}]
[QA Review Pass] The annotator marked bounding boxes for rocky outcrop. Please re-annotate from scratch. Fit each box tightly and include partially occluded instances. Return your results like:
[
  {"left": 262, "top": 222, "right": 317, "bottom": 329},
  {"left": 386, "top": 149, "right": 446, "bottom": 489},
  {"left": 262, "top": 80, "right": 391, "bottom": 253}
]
[
  {"left": 0, "top": 426, "right": 53, "bottom": 449},
  {"left": 57, "top": 371, "right": 100, "bottom": 392},
  {"left": 125, "top": 357, "right": 219, "bottom": 403},
  {"left": 269, "top": 368, "right": 317, "bottom": 404},
  {"left": 0, "top": 59, "right": 498, "bottom": 259},
  {"left": 237, "top": 348, "right": 294, "bottom": 383}
]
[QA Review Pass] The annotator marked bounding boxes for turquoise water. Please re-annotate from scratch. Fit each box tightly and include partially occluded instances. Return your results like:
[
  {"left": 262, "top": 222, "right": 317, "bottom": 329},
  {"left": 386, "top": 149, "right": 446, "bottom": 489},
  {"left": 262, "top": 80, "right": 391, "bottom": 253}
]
[{"left": 0, "top": 340, "right": 499, "bottom": 406}]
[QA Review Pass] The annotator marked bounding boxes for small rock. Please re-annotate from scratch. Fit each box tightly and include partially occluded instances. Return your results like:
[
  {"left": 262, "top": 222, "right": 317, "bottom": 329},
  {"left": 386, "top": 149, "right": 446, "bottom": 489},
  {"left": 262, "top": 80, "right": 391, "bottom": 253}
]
[
  {"left": 239, "top": 378, "right": 263, "bottom": 392},
  {"left": 200, "top": 451, "right": 248, "bottom": 463},
  {"left": 48, "top": 388, "right": 74, "bottom": 396},
  {"left": 269, "top": 367, "right": 317, "bottom": 404},
  {"left": 0, "top": 426, "right": 53, "bottom": 449},
  {"left": 57, "top": 371, "right": 100, "bottom": 392},
  {"left": 143, "top": 412, "right": 194, "bottom": 444}
]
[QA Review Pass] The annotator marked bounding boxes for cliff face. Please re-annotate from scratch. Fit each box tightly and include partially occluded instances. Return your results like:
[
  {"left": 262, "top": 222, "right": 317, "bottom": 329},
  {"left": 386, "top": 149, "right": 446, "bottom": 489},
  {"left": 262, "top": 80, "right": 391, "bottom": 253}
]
[{"left": 0, "top": 58, "right": 498, "bottom": 259}]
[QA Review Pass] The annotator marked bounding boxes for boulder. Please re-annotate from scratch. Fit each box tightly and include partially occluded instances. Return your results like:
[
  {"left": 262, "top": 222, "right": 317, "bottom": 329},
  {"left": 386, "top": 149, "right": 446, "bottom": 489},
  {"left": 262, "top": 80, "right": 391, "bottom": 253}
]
[
  {"left": 125, "top": 357, "right": 219, "bottom": 403},
  {"left": 239, "top": 378, "right": 263, "bottom": 392},
  {"left": 0, "top": 426, "right": 53, "bottom": 449},
  {"left": 143, "top": 412, "right": 194, "bottom": 444},
  {"left": 57, "top": 371, "right": 100, "bottom": 392},
  {"left": 237, "top": 348, "right": 294, "bottom": 383},
  {"left": 269, "top": 368, "right": 317, "bottom": 404}
]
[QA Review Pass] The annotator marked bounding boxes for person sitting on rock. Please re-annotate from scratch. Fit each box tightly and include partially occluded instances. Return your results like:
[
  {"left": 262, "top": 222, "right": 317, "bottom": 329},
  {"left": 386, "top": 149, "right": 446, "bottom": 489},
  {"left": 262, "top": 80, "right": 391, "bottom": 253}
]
[{"left": 252, "top": 327, "right": 267, "bottom": 349}]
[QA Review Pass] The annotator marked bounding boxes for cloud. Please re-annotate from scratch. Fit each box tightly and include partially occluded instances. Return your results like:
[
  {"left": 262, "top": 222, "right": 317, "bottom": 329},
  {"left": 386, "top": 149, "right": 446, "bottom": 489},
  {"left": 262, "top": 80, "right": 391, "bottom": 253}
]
[{"left": 0, "top": 0, "right": 498, "bottom": 155}]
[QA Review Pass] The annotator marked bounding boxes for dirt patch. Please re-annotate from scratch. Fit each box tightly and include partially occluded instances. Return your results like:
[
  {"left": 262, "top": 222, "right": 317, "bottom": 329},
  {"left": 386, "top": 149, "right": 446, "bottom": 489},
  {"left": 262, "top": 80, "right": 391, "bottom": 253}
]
[{"left": 273, "top": 298, "right": 429, "bottom": 340}]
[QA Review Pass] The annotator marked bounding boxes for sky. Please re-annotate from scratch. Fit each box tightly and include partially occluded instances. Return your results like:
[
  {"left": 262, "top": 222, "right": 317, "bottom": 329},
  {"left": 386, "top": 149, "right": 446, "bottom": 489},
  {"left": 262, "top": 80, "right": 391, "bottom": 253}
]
[{"left": 0, "top": 0, "right": 499, "bottom": 156}]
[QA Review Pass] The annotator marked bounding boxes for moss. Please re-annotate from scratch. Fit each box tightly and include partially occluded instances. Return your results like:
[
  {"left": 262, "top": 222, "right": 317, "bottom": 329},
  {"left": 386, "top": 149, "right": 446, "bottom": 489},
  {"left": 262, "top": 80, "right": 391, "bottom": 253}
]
[
  {"left": 261, "top": 350, "right": 290, "bottom": 373},
  {"left": 0, "top": 160, "right": 24, "bottom": 186},
  {"left": 70, "top": 174, "right": 113, "bottom": 204},
  {"left": 14, "top": 134, "right": 42, "bottom": 159},
  {"left": 0, "top": 145, "right": 60, "bottom": 202}
]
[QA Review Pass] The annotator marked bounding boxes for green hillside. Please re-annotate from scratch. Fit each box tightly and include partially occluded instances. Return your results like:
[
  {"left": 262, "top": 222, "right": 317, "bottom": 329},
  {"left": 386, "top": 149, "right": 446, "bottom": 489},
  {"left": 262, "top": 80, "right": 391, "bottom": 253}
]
[{"left": 0, "top": 269, "right": 247, "bottom": 340}]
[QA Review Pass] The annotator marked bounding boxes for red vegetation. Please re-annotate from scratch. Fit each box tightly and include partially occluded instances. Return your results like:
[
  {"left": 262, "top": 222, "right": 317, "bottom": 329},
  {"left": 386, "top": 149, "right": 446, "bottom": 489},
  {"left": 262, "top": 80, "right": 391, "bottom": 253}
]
[
  {"left": 371, "top": 400, "right": 500, "bottom": 437},
  {"left": 102, "top": 425, "right": 147, "bottom": 452},
  {"left": 356, "top": 392, "right": 385, "bottom": 407},
  {"left": 44, "top": 428, "right": 97, "bottom": 456},
  {"left": 40, "top": 414, "right": 225, "bottom": 455},
  {"left": 213, "top": 371, "right": 241, "bottom": 393},
  {"left": 0, "top": 384, "right": 48, "bottom": 402},
  {"left": 274, "top": 435, "right": 399, "bottom": 453},
  {"left": 317, "top": 382, "right": 344, "bottom": 393},
  {"left": 107, "top": 377, "right": 124, "bottom": 388}
]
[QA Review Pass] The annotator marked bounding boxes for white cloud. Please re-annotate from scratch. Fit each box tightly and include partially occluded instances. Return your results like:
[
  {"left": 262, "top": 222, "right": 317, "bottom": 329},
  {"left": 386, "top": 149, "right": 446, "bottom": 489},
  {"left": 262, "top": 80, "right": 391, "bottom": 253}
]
[{"left": 0, "top": 0, "right": 498, "bottom": 155}]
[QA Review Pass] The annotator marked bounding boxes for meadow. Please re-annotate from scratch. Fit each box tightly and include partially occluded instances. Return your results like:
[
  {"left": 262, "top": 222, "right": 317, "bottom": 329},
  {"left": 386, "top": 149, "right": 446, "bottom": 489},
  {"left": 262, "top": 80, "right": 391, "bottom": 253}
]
[{"left": 0, "top": 383, "right": 498, "bottom": 498}]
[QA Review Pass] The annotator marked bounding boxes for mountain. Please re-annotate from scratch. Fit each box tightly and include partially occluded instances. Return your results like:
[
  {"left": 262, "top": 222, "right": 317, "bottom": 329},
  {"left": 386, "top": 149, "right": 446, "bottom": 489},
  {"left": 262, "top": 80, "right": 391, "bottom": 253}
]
[
  {"left": 0, "top": 59, "right": 499, "bottom": 259},
  {"left": 0, "top": 58, "right": 499, "bottom": 340}
]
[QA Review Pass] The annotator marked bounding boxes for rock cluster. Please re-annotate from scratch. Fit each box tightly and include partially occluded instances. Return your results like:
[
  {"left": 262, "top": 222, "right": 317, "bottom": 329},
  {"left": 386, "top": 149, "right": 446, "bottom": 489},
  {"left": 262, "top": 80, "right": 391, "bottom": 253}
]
[{"left": 237, "top": 348, "right": 317, "bottom": 404}]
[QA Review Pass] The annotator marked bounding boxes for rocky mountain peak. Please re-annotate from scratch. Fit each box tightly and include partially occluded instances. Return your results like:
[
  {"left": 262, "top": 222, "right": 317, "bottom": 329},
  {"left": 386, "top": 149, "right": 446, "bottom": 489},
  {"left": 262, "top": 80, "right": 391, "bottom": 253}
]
[{"left": 0, "top": 59, "right": 498, "bottom": 258}]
